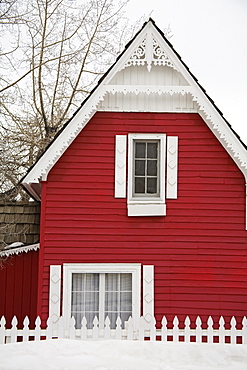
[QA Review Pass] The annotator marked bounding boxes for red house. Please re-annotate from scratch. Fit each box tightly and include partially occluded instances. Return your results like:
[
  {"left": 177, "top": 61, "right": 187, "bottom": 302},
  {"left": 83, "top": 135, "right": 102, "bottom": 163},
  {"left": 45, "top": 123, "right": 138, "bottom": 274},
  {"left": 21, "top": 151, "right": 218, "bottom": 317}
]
[{"left": 1, "top": 19, "right": 247, "bottom": 330}]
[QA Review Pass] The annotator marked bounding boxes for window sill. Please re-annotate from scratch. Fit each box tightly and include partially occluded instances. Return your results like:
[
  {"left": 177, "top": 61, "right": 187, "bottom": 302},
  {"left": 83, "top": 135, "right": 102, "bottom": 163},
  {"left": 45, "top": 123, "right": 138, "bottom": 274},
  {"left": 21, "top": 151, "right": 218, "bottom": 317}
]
[{"left": 127, "top": 201, "right": 166, "bottom": 216}]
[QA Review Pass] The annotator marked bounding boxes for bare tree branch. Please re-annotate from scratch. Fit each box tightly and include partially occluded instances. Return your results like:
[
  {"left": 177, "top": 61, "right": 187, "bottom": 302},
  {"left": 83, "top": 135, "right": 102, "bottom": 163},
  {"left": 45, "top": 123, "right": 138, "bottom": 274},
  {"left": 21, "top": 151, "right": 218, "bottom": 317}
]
[{"left": 0, "top": 0, "right": 142, "bottom": 205}]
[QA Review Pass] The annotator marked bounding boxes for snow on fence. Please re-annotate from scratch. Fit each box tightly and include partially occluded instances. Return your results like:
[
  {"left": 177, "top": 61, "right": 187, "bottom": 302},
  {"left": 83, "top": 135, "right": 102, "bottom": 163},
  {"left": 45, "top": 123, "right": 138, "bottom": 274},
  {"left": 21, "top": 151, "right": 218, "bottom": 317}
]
[{"left": 1, "top": 315, "right": 247, "bottom": 344}]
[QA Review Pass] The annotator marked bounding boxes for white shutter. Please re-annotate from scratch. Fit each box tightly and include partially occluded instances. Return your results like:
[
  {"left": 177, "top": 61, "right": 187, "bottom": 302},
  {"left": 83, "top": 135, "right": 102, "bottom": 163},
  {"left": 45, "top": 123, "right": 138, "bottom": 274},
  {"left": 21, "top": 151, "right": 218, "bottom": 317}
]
[
  {"left": 143, "top": 265, "right": 154, "bottom": 322},
  {"left": 166, "top": 136, "right": 178, "bottom": 199},
  {"left": 115, "top": 135, "right": 127, "bottom": 198},
  {"left": 49, "top": 265, "right": 61, "bottom": 325}
]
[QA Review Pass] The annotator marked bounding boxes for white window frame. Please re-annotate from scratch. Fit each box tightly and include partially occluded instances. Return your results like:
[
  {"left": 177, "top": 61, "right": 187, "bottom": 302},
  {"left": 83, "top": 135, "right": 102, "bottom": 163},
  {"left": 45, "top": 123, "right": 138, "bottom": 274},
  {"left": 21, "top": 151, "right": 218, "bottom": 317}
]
[
  {"left": 128, "top": 134, "right": 166, "bottom": 216},
  {"left": 63, "top": 263, "right": 141, "bottom": 328}
]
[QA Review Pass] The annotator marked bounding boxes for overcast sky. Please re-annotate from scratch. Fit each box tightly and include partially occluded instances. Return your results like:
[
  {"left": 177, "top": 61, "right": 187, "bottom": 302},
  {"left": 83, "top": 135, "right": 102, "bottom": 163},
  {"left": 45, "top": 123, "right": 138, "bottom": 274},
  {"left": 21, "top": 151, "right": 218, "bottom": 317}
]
[{"left": 123, "top": 0, "right": 247, "bottom": 144}]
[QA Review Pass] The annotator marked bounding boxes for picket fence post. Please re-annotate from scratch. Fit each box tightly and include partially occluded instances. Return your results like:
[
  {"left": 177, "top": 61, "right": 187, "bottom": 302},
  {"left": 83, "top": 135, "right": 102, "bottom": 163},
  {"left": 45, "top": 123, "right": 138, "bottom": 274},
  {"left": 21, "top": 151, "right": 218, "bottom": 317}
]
[
  {"left": 80, "top": 316, "right": 87, "bottom": 340},
  {"left": 34, "top": 316, "right": 41, "bottom": 341},
  {"left": 115, "top": 317, "right": 122, "bottom": 340},
  {"left": 207, "top": 316, "right": 214, "bottom": 343},
  {"left": 69, "top": 317, "right": 76, "bottom": 339},
  {"left": 126, "top": 317, "right": 133, "bottom": 340},
  {"left": 173, "top": 316, "right": 179, "bottom": 342},
  {"left": 92, "top": 317, "right": 99, "bottom": 340},
  {"left": 104, "top": 316, "right": 111, "bottom": 339},
  {"left": 10, "top": 316, "right": 18, "bottom": 343},
  {"left": 219, "top": 316, "right": 225, "bottom": 344},
  {"left": 184, "top": 316, "right": 190, "bottom": 343},
  {"left": 242, "top": 317, "right": 247, "bottom": 344},
  {"left": 0, "top": 316, "right": 6, "bottom": 344},
  {"left": 230, "top": 317, "right": 237, "bottom": 344},
  {"left": 195, "top": 317, "right": 202, "bottom": 343},
  {"left": 161, "top": 316, "right": 168, "bottom": 342},
  {"left": 46, "top": 316, "right": 53, "bottom": 339}
]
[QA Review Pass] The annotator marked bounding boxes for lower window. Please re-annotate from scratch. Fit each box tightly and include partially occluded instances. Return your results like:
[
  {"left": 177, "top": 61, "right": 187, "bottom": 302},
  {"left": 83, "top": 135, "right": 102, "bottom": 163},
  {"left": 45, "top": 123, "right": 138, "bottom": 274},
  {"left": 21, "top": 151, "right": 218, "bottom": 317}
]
[
  {"left": 71, "top": 272, "right": 132, "bottom": 329},
  {"left": 63, "top": 263, "right": 141, "bottom": 329}
]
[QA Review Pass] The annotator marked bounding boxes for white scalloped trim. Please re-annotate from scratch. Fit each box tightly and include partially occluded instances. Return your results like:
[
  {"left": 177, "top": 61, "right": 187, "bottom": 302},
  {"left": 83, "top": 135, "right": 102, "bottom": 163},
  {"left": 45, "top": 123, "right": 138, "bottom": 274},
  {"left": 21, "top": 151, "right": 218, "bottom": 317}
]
[{"left": 0, "top": 243, "right": 40, "bottom": 257}]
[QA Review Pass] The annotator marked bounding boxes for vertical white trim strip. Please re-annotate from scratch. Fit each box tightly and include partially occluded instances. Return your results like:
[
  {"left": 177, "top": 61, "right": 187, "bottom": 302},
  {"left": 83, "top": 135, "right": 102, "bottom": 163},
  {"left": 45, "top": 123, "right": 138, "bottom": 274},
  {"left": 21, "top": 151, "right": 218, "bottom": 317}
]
[
  {"left": 143, "top": 265, "right": 154, "bottom": 322},
  {"left": 49, "top": 265, "right": 61, "bottom": 325},
  {"left": 166, "top": 136, "right": 178, "bottom": 199},
  {"left": 115, "top": 135, "right": 127, "bottom": 198}
]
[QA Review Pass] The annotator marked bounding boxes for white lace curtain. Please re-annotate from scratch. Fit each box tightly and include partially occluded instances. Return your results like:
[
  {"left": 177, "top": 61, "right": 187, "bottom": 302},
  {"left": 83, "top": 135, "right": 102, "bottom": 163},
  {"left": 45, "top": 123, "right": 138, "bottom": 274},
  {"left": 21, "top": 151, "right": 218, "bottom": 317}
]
[{"left": 71, "top": 273, "right": 132, "bottom": 329}]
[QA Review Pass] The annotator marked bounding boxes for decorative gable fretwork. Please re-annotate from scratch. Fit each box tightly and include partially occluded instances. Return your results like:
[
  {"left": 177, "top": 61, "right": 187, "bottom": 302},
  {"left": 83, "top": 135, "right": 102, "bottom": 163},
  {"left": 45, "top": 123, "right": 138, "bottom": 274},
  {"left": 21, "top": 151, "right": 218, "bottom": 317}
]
[{"left": 125, "top": 33, "right": 177, "bottom": 72}]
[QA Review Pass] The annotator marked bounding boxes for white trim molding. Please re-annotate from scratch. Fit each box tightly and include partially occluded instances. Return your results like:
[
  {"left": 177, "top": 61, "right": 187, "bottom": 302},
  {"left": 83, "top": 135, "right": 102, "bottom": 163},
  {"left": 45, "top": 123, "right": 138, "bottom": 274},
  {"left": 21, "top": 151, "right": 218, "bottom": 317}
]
[
  {"left": 0, "top": 243, "right": 40, "bottom": 257},
  {"left": 115, "top": 135, "right": 127, "bottom": 198},
  {"left": 166, "top": 136, "right": 178, "bottom": 199},
  {"left": 143, "top": 265, "right": 154, "bottom": 323},
  {"left": 49, "top": 265, "right": 61, "bottom": 326}
]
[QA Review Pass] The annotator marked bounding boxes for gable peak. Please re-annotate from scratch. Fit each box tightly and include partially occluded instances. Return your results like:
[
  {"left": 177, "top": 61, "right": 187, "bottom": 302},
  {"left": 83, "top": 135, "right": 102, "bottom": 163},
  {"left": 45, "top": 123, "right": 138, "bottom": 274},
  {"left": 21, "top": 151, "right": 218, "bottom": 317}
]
[{"left": 124, "top": 23, "right": 177, "bottom": 72}]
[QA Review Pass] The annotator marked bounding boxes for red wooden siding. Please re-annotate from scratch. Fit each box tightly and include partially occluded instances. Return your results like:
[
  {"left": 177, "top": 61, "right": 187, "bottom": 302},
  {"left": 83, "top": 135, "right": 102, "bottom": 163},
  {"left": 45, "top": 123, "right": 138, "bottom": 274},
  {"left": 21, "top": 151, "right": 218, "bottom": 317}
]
[
  {"left": 0, "top": 250, "right": 39, "bottom": 326},
  {"left": 39, "top": 112, "right": 247, "bottom": 326}
]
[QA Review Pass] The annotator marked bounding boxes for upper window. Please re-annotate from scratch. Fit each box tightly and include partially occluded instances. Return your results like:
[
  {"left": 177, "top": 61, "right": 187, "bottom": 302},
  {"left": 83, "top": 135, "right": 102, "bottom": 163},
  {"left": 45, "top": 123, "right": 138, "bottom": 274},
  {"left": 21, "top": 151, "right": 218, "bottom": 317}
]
[
  {"left": 63, "top": 263, "right": 141, "bottom": 329},
  {"left": 115, "top": 133, "right": 178, "bottom": 217},
  {"left": 128, "top": 134, "right": 166, "bottom": 216},
  {"left": 133, "top": 140, "right": 160, "bottom": 197}
]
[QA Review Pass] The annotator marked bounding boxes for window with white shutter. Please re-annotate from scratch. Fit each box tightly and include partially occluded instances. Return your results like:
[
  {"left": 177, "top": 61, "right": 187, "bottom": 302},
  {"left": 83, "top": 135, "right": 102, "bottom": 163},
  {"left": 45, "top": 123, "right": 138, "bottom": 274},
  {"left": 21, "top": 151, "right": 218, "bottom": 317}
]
[{"left": 114, "top": 134, "right": 178, "bottom": 216}]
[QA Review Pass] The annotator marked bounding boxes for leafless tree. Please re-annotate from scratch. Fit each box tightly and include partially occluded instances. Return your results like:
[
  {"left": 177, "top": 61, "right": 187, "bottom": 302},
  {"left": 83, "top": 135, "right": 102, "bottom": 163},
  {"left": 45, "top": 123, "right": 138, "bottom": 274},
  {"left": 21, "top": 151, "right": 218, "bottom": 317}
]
[{"left": 0, "top": 0, "right": 141, "bottom": 200}]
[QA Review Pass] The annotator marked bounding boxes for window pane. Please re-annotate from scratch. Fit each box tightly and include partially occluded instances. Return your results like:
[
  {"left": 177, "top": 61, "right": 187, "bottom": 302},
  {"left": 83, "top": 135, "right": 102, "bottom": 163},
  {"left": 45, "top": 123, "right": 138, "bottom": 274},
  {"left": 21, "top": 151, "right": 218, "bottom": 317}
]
[
  {"left": 85, "top": 273, "right": 99, "bottom": 291},
  {"left": 71, "top": 273, "right": 99, "bottom": 329},
  {"left": 105, "top": 291, "right": 118, "bottom": 311},
  {"left": 120, "top": 292, "right": 132, "bottom": 311},
  {"left": 135, "top": 142, "right": 146, "bottom": 158},
  {"left": 147, "top": 143, "right": 157, "bottom": 158},
  {"left": 72, "top": 273, "right": 85, "bottom": 291},
  {"left": 135, "top": 160, "right": 145, "bottom": 176},
  {"left": 120, "top": 274, "right": 132, "bottom": 291},
  {"left": 105, "top": 273, "right": 118, "bottom": 291},
  {"left": 147, "top": 178, "right": 157, "bottom": 193},
  {"left": 85, "top": 291, "right": 99, "bottom": 311},
  {"left": 71, "top": 292, "right": 84, "bottom": 311},
  {"left": 147, "top": 160, "right": 157, "bottom": 176},
  {"left": 135, "top": 177, "right": 145, "bottom": 193},
  {"left": 105, "top": 273, "right": 132, "bottom": 329}
]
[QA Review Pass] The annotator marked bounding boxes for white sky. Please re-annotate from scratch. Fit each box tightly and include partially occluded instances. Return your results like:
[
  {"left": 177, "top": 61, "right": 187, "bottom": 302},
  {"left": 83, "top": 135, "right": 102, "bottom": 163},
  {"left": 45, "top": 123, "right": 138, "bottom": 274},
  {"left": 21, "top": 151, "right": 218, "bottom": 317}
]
[{"left": 123, "top": 0, "right": 247, "bottom": 145}]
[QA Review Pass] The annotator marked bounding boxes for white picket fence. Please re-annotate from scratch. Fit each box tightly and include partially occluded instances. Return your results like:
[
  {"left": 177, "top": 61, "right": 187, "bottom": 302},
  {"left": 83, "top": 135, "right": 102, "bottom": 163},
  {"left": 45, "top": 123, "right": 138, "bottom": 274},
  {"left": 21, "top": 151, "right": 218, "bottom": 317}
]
[{"left": 1, "top": 315, "right": 247, "bottom": 344}]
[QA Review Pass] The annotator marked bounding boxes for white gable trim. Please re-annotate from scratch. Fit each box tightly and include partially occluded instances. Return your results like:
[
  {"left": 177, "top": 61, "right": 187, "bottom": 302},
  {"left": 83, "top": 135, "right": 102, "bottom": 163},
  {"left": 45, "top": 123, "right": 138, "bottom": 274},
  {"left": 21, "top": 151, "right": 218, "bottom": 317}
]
[
  {"left": 22, "top": 20, "right": 247, "bottom": 206},
  {"left": 0, "top": 243, "right": 40, "bottom": 257}
]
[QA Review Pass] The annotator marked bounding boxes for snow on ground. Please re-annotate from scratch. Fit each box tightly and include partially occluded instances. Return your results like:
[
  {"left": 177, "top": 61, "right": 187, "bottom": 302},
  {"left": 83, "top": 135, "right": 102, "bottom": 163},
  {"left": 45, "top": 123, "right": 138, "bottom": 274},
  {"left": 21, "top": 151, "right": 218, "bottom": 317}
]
[{"left": 0, "top": 339, "right": 247, "bottom": 370}]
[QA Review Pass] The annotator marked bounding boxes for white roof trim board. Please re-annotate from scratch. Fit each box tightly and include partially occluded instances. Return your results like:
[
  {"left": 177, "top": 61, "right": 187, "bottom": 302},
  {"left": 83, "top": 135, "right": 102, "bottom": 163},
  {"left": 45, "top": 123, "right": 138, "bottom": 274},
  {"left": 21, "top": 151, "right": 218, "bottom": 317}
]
[
  {"left": 0, "top": 243, "right": 40, "bottom": 257},
  {"left": 22, "top": 19, "right": 247, "bottom": 202}
]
